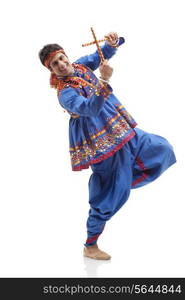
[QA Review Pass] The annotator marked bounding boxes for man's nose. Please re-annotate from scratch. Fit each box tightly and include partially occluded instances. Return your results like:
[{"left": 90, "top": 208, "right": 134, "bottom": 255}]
[{"left": 58, "top": 61, "right": 65, "bottom": 68}]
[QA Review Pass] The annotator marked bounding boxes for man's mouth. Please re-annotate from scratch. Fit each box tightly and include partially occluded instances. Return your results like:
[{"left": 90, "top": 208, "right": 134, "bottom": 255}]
[{"left": 60, "top": 67, "right": 66, "bottom": 72}]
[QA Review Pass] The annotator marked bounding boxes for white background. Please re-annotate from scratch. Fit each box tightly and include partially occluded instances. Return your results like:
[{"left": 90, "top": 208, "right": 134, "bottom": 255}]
[{"left": 0, "top": 0, "right": 184, "bottom": 277}]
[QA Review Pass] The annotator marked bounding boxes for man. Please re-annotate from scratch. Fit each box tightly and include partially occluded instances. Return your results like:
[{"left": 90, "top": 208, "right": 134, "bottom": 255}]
[{"left": 39, "top": 32, "right": 176, "bottom": 260}]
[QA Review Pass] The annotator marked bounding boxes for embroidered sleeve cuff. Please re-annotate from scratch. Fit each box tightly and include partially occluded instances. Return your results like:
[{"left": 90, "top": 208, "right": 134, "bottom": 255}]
[{"left": 105, "top": 37, "right": 125, "bottom": 49}]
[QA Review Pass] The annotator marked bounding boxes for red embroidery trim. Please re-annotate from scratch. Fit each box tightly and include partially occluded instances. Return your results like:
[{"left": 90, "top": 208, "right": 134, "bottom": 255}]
[
  {"left": 132, "top": 156, "right": 149, "bottom": 186},
  {"left": 86, "top": 234, "right": 100, "bottom": 244},
  {"left": 132, "top": 173, "right": 149, "bottom": 187},
  {"left": 135, "top": 157, "right": 147, "bottom": 170}
]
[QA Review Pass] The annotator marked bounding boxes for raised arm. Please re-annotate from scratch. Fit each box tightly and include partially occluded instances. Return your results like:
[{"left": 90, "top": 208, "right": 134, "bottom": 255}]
[{"left": 75, "top": 32, "right": 125, "bottom": 71}]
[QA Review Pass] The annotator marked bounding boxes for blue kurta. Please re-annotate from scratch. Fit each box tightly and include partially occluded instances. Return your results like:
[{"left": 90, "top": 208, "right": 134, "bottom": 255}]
[{"left": 58, "top": 38, "right": 137, "bottom": 171}]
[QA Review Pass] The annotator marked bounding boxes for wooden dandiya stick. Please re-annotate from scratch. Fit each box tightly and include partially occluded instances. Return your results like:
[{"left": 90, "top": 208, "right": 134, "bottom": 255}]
[
  {"left": 82, "top": 38, "right": 107, "bottom": 47},
  {"left": 90, "top": 27, "right": 105, "bottom": 63}
]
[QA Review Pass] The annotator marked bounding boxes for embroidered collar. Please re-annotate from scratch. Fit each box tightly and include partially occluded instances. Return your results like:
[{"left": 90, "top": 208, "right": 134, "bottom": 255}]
[{"left": 50, "top": 63, "right": 94, "bottom": 91}]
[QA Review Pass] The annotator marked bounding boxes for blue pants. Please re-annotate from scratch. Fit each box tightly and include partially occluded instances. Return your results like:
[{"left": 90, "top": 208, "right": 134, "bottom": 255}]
[{"left": 85, "top": 128, "right": 176, "bottom": 246}]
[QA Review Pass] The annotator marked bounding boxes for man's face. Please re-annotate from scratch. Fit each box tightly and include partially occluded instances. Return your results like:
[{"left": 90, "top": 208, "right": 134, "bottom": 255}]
[{"left": 49, "top": 52, "right": 74, "bottom": 77}]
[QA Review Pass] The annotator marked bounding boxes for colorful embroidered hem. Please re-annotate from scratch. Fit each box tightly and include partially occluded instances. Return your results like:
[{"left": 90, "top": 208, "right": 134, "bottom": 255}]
[{"left": 71, "top": 129, "right": 136, "bottom": 171}]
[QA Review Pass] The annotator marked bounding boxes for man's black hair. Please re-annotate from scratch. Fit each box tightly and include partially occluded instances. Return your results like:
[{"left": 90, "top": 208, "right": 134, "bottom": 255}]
[{"left": 38, "top": 44, "right": 63, "bottom": 66}]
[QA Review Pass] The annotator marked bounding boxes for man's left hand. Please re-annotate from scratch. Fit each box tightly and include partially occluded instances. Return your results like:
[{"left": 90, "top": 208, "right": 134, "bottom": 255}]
[{"left": 104, "top": 32, "right": 119, "bottom": 46}]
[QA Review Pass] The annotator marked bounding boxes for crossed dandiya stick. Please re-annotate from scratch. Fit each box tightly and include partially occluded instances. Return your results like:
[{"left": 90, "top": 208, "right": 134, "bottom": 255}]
[{"left": 82, "top": 27, "right": 106, "bottom": 63}]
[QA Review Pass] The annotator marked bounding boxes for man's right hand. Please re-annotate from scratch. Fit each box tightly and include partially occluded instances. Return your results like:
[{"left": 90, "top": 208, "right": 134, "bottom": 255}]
[{"left": 99, "top": 60, "right": 113, "bottom": 81}]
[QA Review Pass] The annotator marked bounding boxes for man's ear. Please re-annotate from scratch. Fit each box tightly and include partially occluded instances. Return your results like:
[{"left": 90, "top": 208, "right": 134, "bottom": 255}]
[{"left": 49, "top": 68, "right": 55, "bottom": 75}]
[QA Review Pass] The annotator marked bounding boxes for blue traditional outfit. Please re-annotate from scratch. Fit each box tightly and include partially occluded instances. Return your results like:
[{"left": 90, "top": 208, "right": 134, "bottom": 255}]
[{"left": 53, "top": 38, "right": 176, "bottom": 247}]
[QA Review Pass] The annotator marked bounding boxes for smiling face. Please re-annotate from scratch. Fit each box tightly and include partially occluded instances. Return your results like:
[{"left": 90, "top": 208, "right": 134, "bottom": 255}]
[{"left": 49, "top": 52, "right": 74, "bottom": 77}]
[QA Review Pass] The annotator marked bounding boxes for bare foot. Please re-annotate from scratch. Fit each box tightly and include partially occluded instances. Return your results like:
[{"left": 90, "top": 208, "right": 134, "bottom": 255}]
[{"left": 84, "top": 244, "right": 111, "bottom": 260}]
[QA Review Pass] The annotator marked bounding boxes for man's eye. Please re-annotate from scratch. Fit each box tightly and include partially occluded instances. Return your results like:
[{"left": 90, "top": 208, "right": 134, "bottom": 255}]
[{"left": 60, "top": 56, "right": 63, "bottom": 60}]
